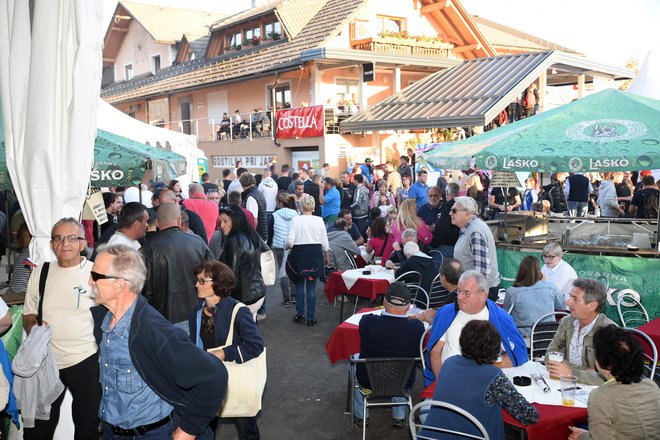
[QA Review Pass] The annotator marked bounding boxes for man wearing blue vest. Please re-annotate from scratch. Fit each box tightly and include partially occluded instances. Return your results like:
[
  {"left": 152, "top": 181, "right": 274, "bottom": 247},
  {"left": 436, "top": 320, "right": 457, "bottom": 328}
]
[
  {"left": 564, "top": 173, "right": 592, "bottom": 217},
  {"left": 424, "top": 270, "right": 527, "bottom": 387}
]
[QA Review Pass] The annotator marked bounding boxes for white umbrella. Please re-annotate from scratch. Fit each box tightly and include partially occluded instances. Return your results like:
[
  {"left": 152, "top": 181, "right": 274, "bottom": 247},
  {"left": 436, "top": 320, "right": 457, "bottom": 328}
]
[
  {"left": 628, "top": 51, "right": 659, "bottom": 100},
  {"left": 0, "top": 0, "right": 103, "bottom": 263}
]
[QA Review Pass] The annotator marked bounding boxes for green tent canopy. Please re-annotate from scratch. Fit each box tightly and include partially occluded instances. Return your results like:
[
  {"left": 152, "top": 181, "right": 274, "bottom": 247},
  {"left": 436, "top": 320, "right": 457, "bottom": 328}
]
[
  {"left": 422, "top": 89, "right": 660, "bottom": 172},
  {"left": 0, "top": 115, "right": 186, "bottom": 189}
]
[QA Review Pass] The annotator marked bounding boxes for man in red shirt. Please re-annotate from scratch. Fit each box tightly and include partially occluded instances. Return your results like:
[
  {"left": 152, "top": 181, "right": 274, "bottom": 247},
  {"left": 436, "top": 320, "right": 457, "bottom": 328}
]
[{"left": 182, "top": 183, "right": 219, "bottom": 244}]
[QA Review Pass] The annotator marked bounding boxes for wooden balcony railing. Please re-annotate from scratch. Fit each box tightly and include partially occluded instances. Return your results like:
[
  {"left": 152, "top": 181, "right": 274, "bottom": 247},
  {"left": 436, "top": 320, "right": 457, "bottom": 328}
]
[{"left": 351, "top": 36, "right": 455, "bottom": 58}]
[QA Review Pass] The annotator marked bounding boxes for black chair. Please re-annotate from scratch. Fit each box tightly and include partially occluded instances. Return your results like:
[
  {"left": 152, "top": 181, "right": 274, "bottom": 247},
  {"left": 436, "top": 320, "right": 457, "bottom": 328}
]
[
  {"left": 529, "top": 311, "right": 569, "bottom": 361},
  {"left": 349, "top": 357, "right": 419, "bottom": 439}
]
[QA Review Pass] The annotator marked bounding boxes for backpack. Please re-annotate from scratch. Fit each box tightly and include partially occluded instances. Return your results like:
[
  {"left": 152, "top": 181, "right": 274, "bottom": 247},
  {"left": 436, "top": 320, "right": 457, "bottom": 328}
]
[{"left": 642, "top": 190, "right": 659, "bottom": 219}]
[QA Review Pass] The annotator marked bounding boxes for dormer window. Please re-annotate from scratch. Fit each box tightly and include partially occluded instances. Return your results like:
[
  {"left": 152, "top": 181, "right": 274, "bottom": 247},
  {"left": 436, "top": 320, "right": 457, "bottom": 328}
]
[
  {"left": 125, "top": 64, "right": 133, "bottom": 81},
  {"left": 264, "top": 21, "right": 281, "bottom": 40}
]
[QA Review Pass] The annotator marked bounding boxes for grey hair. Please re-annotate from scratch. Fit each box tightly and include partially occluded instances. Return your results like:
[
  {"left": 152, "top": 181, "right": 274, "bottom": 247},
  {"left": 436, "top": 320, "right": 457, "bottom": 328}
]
[
  {"left": 51, "top": 217, "right": 85, "bottom": 238},
  {"left": 572, "top": 278, "right": 607, "bottom": 313},
  {"left": 446, "top": 182, "right": 460, "bottom": 196},
  {"left": 542, "top": 243, "right": 563, "bottom": 258},
  {"left": 459, "top": 270, "right": 489, "bottom": 295},
  {"left": 96, "top": 243, "right": 147, "bottom": 293},
  {"left": 403, "top": 241, "right": 420, "bottom": 258},
  {"left": 453, "top": 196, "right": 478, "bottom": 214},
  {"left": 401, "top": 228, "right": 418, "bottom": 242}
]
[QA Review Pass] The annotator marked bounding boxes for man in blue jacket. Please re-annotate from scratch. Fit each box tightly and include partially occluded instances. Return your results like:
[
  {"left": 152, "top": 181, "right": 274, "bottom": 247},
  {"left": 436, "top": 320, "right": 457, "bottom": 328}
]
[
  {"left": 90, "top": 244, "right": 227, "bottom": 439},
  {"left": 424, "top": 270, "right": 527, "bottom": 386}
]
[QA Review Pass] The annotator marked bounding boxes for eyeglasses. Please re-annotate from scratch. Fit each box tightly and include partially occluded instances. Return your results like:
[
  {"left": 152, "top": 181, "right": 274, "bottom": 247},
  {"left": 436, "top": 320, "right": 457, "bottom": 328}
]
[
  {"left": 450, "top": 208, "right": 467, "bottom": 214},
  {"left": 196, "top": 277, "right": 214, "bottom": 285},
  {"left": 542, "top": 254, "right": 557, "bottom": 260},
  {"left": 52, "top": 234, "right": 85, "bottom": 244},
  {"left": 456, "top": 289, "right": 478, "bottom": 297},
  {"left": 90, "top": 271, "right": 121, "bottom": 282}
]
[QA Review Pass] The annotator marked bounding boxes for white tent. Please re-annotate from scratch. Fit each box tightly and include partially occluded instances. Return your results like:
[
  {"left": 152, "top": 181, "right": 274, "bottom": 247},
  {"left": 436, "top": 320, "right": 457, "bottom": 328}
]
[
  {"left": 0, "top": 0, "right": 103, "bottom": 263},
  {"left": 628, "top": 51, "right": 659, "bottom": 100},
  {"left": 96, "top": 99, "right": 206, "bottom": 195}
]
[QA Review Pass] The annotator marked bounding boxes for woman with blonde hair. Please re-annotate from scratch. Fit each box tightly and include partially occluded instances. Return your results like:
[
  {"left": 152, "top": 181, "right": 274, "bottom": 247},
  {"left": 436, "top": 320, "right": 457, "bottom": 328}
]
[{"left": 391, "top": 199, "right": 432, "bottom": 245}]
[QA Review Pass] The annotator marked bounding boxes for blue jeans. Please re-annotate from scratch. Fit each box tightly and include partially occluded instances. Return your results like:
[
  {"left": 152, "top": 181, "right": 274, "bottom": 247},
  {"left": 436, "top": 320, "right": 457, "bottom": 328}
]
[
  {"left": 102, "top": 419, "right": 177, "bottom": 439},
  {"left": 353, "top": 387, "right": 407, "bottom": 421},
  {"left": 295, "top": 277, "right": 317, "bottom": 321},
  {"left": 567, "top": 201, "right": 588, "bottom": 217}
]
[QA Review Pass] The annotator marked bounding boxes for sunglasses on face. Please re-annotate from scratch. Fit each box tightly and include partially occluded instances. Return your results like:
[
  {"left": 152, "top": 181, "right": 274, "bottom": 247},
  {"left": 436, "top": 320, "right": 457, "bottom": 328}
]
[{"left": 90, "top": 271, "right": 121, "bottom": 282}]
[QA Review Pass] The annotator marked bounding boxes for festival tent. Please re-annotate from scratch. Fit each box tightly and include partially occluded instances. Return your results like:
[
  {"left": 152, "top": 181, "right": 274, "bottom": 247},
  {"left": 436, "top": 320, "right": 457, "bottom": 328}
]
[
  {"left": 422, "top": 88, "right": 660, "bottom": 173},
  {"left": 628, "top": 51, "right": 659, "bottom": 100}
]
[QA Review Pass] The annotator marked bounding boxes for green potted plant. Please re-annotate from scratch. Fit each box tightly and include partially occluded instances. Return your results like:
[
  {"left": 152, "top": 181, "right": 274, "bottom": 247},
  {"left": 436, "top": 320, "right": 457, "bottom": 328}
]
[
  {"left": 242, "top": 37, "right": 250, "bottom": 47},
  {"left": 269, "top": 32, "right": 281, "bottom": 40},
  {"left": 251, "top": 35, "right": 261, "bottom": 46}
]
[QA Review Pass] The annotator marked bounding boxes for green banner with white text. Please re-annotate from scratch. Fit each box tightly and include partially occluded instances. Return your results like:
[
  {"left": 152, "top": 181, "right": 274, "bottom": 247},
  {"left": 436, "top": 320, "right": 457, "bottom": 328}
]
[{"left": 497, "top": 248, "right": 660, "bottom": 325}]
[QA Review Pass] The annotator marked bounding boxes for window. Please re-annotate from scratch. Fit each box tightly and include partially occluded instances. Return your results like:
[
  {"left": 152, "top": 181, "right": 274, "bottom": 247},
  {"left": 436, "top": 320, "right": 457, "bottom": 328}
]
[
  {"left": 264, "top": 21, "right": 282, "bottom": 39},
  {"left": 268, "top": 83, "right": 291, "bottom": 109},
  {"left": 375, "top": 15, "right": 405, "bottom": 34},
  {"left": 124, "top": 64, "right": 133, "bottom": 81},
  {"left": 335, "top": 80, "right": 359, "bottom": 106},
  {"left": 244, "top": 26, "right": 261, "bottom": 43},
  {"left": 151, "top": 55, "right": 161, "bottom": 75},
  {"left": 229, "top": 32, "right": 242, "bottom": 48}
]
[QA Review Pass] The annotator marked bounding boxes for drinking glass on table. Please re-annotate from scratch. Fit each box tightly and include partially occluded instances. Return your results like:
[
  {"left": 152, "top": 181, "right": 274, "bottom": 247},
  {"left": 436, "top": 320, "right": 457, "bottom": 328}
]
[
  {"left": 546, "top": 351, "right": 564, "bottom": 379},
  {"left": 560, "top": 375, "right": 578, "bottom": 407}
]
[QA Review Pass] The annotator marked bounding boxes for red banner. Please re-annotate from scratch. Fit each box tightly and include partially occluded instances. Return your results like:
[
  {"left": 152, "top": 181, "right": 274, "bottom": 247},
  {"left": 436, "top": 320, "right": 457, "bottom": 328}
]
[{"left": 276, "top": 105, "right": 324, "bottom": 139}]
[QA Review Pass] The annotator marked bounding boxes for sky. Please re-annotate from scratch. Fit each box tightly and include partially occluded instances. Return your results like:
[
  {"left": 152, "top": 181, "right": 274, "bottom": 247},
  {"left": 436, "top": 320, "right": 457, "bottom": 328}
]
[{"left": 103, "top": 0, "right": 658, "bottom": 68}]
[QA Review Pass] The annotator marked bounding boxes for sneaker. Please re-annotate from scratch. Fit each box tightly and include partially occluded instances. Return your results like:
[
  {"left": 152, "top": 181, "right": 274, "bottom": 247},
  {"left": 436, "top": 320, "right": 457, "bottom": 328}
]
[
  {"left": 306, "top": 319, "right": 317, "bottom": 326},
  {"left": 282, "top": 299, "right": 291, "bottom": 307},
  {"left": 393, "top": 419, "right": 406, "bottom": 428},
  {"left": 293, "top": 314, "right": 305, "bottom": 324},
  {"left": 291, "top": 296, "right": 296, "bottom": 304},
  {"left": 256, "top": 314, "right": 267, "bottom": 321}
]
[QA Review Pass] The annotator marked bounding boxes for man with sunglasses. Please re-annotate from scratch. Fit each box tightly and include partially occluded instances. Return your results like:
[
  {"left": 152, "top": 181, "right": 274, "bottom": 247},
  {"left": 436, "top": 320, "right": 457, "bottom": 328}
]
[
  {"left": 90, "top": 244, "right": 226, "bottom": 439},
  {"left": 22, "top": 218, "right": 100, "bottom": 440},
  {"left": 449, "top": 196, "right": 501, "bottom": 302}
]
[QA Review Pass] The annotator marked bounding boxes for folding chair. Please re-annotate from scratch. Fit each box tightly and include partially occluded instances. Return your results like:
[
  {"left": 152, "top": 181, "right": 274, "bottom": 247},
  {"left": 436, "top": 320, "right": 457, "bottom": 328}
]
[
  {"left": 349, "top": 357, "right": 418, "bottom": 440},
  {"left": 529, "top": 311, "right": 569, "bottom": 361},
  {"left": 627, "top": 327, "right": 658, "bottom": 380},
  {"left": 617, "top": 293, "right": 650, "bottom": 328},
  {"left": 409, "top": 400, "right": 489, "bottom": 440},
  {"left": 428, "top": 273, "right": 453, "bottom": 309}
]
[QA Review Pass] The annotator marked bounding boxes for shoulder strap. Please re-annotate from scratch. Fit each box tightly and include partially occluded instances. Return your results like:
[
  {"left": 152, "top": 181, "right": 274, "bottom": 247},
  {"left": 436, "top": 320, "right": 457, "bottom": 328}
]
[
  {"left": 224, "top": 302, "right": 246, "bottom": 346},
  {"left": 37, "top": 262, "right": 51, "bottom": 326},
  {"left": 378, "top": 234, "right": 390, "bottom": 256}
]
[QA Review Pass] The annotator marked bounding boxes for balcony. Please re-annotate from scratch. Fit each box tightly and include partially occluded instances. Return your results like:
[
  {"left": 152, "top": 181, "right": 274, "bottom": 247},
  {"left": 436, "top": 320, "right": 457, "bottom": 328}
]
[{"left": 351, "top": 35, "right": 455, "bottom": 58}]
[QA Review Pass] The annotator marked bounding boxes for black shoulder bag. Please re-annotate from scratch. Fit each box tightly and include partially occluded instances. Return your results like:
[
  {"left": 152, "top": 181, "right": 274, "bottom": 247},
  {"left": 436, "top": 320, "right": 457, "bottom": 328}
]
[{"left": 37, "top": 262, "right": 50, "bottom": 326}]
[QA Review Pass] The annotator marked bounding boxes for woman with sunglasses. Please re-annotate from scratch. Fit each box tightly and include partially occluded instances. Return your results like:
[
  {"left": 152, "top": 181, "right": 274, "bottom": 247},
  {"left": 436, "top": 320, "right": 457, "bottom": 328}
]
[
  {"left": 217, "top": 205, "right": 266, "bottom": 321},
  {"left": 189, "top": 260, "right": 264, "bottom": 439}
]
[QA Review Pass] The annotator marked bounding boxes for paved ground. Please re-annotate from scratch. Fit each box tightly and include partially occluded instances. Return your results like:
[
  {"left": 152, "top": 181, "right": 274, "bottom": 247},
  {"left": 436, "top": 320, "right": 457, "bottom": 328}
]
[{"left": 215, "top": 282, "right": 423, "bottom": 439}]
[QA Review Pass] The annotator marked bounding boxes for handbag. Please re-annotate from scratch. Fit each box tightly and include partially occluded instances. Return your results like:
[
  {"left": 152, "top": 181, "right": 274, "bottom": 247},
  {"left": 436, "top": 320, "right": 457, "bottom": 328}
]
[
  {"left": 212, "top": 303, "right": 267, "bottom": 418},
  {"left": 259, "top": 239, "right": 276, "bottom": 286}
]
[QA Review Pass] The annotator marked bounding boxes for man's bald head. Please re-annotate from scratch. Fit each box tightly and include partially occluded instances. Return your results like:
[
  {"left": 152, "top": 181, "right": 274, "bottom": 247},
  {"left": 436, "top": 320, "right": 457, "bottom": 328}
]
[
  {"left": 156, "top": 202, "right": 181, "bottom": 229},
  {"left": 189, "top": 183, "right": 204, "bottom": 195},
  {"left": 158, "top": 189, "right": 177, "bottom": 204}
]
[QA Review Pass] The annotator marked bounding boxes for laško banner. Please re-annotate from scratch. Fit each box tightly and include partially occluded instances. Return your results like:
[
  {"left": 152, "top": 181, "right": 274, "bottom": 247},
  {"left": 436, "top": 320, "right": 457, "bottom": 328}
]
[{"left": 276, "top": 105, "right": 324, "bottom": 139}]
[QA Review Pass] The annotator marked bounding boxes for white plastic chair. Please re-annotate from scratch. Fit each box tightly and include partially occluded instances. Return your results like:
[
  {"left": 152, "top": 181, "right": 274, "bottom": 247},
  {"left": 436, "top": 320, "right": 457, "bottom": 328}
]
[{"left": 409, "top": 400, "right": 489, "bottom": 439}]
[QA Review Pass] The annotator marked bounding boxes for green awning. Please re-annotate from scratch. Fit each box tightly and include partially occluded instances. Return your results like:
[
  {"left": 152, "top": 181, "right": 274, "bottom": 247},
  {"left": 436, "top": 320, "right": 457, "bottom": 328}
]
[{"left": 422, "top": 89, "right": 660, "bottom": 172}]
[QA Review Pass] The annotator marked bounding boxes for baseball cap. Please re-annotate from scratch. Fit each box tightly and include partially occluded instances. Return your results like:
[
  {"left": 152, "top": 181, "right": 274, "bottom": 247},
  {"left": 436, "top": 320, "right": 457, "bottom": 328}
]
[
  {"left": 365, "top": 157, "right": 372, "bottom": 163},
  {"left": 385, "top": 282, "right": 411, "bottom": 306}
]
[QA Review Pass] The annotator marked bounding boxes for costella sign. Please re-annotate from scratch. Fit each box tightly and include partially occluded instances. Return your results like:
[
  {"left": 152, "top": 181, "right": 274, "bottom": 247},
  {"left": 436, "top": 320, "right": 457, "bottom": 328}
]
[{"left": 276, "top": 105, "right": 324, "bottom": 139}]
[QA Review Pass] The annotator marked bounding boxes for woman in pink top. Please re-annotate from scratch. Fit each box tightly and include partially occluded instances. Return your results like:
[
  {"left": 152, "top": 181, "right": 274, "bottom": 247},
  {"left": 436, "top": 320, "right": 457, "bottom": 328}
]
[
  {"left": 390, "top": 199, "right": 432, "bottom": 245},
  {"left": 365, "top": 217, "right": 393, "bottom": 266}
]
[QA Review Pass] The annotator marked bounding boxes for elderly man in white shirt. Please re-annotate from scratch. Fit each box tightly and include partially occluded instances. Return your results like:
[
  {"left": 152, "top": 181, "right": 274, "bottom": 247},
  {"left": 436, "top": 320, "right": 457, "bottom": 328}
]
[{"left": 540, "top": 243, "right": 578, "bottom": 302}]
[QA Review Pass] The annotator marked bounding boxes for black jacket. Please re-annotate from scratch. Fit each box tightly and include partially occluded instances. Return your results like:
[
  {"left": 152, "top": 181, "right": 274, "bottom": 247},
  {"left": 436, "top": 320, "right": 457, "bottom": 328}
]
[
  {"left": 242, "top": 186, "right": 268, "bottom": 241},
  {"left": 219, "top": 232, "right": 266, "bottom": 305},
  {"left": 141, "top": 227, "right": 213, "bottom": 323},
  {"left": 431, "top": 199, "right": 460, "bottom": 247},
  {"left": 91, "top": 295, "right": 227, "bottom": 436},
  {"left": 182, "top": 207, "right": 208, "bottom": 243},
  {"left": 303, "top": 180, "right": 322, "bottom": 216}
]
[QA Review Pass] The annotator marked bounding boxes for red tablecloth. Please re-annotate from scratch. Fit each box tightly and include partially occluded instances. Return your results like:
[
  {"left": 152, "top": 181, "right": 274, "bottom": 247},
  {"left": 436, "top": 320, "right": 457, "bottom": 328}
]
[
  {"left": 638, "top": 318, "right": 660, "bottom": 354},
  {"left": 324, "top": 272, "right": 391, "bottom": 303},
  {"left": 421, "top": 383, "right": 587, "bottom": 440},
  {"left": 325, "top": 308, "right": 376, "bottom": 364}
]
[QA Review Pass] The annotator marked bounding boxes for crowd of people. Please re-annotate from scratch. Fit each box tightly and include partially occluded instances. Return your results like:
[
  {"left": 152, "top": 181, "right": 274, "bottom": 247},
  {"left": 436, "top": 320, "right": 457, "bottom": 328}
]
[{"left": 0, "top": 153, "right": 657, "bottom": 439}]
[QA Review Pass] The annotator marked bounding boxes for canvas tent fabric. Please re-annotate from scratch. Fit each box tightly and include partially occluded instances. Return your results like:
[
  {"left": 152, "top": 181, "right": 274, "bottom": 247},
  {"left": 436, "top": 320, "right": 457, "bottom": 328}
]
[
  {"left": 422, "top": 89, "right": 660, "bottom": 173},
  {"left": 0, "top": 0, "right": 103, "bottom": 264},
  {"left": 628, "top": 51, "right": 659, "bottom": 100}
]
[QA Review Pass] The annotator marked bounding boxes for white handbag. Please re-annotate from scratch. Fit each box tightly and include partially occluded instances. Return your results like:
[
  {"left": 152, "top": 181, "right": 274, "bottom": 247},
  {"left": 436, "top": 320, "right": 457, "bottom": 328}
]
[
  {"left": 260, "top": 240, "right": 277, "bottom": 286},
  {"left": 211, "top": 303, "right": 267, "bottom": 418}
]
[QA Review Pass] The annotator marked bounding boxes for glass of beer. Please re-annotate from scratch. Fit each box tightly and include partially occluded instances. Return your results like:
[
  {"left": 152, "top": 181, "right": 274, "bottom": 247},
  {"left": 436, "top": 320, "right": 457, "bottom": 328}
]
[
  {"left": 560, "top": 375, "right": 578, "bottom": 406},
  {"left": 547, "top": 351, "right": 564, "bottom": 379}
]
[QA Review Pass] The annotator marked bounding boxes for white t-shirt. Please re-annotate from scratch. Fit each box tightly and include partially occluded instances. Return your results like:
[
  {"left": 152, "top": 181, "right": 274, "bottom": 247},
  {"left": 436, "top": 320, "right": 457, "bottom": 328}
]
[
  {"left": 23, "top": 259, "right": 97, "bottom": 369},
  {"left": 107, "top": 231, "right": 141, "bottom": 250},
  {"left": 542, "top": 259, "right": 577, "bottom": 302},
  {"left": 440, "top": 307, "right": 489, "bottom": 363}
]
